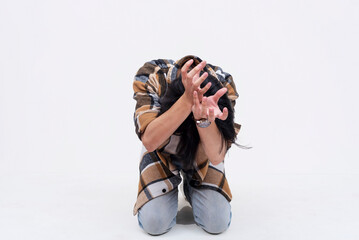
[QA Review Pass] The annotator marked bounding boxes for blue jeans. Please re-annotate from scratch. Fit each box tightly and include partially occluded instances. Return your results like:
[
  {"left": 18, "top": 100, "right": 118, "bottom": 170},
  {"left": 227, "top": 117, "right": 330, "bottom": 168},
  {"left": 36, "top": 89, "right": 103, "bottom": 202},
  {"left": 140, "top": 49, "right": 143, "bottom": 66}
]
[{"left": 137, "top": 174, "right": 232, "bottom": 235}]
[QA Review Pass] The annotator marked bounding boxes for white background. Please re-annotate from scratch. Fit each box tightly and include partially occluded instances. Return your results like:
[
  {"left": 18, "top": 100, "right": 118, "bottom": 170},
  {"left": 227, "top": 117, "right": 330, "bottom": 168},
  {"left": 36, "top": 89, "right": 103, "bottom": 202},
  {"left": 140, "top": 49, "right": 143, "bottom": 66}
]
[{"left": 1, "top": 0, "right": 358, "bottom": 239}]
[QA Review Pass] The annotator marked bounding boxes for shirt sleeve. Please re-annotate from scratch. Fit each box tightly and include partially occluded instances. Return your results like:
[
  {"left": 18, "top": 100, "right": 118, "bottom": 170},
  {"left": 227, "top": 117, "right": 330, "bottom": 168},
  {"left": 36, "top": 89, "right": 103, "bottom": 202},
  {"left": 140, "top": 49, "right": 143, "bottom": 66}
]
[{"left": 132, "top": 61, "right": 164, "bottom": 140}]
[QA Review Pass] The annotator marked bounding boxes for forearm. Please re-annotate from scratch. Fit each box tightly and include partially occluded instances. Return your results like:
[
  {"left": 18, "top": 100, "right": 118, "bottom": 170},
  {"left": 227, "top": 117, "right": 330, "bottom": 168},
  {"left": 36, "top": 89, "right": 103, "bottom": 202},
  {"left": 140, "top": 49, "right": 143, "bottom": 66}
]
[
  {"left": 141, "top": 95, "right": 192, "bottom": 152},
  {"left": 197, "top": 122, "right": 227, "bottom": 165}
]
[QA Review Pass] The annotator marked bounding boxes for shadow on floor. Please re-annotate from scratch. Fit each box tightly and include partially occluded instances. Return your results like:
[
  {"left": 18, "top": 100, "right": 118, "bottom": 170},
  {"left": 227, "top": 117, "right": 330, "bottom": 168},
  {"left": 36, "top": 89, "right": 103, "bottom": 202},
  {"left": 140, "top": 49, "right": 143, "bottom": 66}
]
[{"left": 176, "top": 206, "right": 195, "bottom": 225}]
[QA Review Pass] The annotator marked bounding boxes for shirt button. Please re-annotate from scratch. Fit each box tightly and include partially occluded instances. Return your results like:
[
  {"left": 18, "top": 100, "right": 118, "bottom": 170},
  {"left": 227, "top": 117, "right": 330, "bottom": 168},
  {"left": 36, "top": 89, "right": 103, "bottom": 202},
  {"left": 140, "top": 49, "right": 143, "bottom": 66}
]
[{"left": 162, "top": 189, "right": 166, "bottom": 193}]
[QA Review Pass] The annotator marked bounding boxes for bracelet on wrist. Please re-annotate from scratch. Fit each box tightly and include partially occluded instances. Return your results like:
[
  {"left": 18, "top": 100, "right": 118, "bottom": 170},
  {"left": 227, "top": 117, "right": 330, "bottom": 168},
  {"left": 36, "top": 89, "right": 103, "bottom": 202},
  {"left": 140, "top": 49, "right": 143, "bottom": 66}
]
[{"left": 195, "top": 118, "right": 211, "bottom": 128}]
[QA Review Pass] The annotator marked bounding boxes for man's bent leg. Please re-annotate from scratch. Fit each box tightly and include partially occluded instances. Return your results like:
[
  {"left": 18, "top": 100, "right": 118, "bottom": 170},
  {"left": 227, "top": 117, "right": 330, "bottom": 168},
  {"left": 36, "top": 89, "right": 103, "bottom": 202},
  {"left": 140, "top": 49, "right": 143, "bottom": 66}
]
[
  {"left": 137, "top": 189, "right": 178, "bottom": 236},
  {"left": 188, "top": 187, "right": 231, "bottom": 234}
]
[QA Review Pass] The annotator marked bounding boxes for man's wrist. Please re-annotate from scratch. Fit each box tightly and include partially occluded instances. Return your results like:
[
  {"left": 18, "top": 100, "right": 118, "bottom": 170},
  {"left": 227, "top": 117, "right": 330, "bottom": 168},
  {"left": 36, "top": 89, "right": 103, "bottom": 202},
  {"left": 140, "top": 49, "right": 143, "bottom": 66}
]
[{"left": 179, "top": 94, "right": 193, "bottom": 109}]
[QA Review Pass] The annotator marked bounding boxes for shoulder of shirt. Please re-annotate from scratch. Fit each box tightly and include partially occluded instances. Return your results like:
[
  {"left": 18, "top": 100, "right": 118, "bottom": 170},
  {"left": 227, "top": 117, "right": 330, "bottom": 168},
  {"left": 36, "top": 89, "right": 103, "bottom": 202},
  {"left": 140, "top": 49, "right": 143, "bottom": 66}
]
[
  {"left": 134, "top": 59, "right": 175, "bottom": 84},
  {"left": 147, "top": 59, "right": 175, "bottom": 69}
]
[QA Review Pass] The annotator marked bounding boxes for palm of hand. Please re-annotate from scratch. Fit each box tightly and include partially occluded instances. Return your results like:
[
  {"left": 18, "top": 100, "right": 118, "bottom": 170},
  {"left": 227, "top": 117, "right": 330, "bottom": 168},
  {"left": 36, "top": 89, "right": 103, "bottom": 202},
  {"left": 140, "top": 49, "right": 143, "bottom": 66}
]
[
  {"left": 179, "top": 59, "right": 229, "bottom": 121},
  {"left": 204, "top": 95, "right": 223, "bottom": 116},
  {"left": 192, "top": 87, "right": 228, "bottom": 121}
]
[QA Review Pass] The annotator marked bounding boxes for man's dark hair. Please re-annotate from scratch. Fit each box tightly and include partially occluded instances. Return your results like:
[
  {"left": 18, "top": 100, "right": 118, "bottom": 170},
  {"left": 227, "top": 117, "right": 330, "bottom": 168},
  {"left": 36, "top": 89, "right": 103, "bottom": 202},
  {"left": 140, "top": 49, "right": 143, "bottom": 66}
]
[{"left": 159, "top": 72, "right": 237, "bottom": 170}]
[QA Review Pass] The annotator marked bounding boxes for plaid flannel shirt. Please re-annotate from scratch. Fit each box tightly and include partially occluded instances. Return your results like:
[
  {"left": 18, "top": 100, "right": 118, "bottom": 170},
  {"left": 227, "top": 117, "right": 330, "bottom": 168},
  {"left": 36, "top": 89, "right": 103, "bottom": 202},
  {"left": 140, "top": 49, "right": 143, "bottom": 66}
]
[{"left": 132, "top": 55, "right": 241, "bottom": 215}]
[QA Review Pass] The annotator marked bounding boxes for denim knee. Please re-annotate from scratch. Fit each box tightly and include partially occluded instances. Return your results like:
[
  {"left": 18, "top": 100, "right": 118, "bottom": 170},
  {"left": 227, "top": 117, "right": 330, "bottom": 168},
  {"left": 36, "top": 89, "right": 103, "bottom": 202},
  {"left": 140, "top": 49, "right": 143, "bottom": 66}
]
[
  {"left": 138, "top": 210, "right": 176, "bottom": 235},
  {"left": 137, "top": 190, "right": 178, "bottom": 235},
  {"left": 190, "top": 188, "right": 232, "bottom": 234},
  {"left": 199, "top": 207, "right": 231, "bottom": 234}
]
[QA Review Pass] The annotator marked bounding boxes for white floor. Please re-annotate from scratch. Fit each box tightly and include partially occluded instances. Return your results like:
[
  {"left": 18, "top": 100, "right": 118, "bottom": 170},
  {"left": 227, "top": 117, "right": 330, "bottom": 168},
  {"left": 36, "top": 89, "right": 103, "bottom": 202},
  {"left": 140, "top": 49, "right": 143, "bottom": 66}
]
[{"left": 1, "top": 172, "right": 358, "bottom": 240}]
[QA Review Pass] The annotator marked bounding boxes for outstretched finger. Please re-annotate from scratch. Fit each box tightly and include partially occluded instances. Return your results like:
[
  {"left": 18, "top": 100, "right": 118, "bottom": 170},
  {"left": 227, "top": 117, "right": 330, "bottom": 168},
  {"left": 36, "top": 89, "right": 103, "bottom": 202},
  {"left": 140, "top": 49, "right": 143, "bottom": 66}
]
[
  {"left": 202, "top": 96, "right": 208, "bottom": 116},
  {"left": 208, "top": 108, "right": 215, "bottom": 122},
  {"left": 187, "top": 61, "right": 207, "bottom": 79},
  {"left": 197, "top": 82, "right": 211, "bottom": 101},
  {"left": 193, "top": 72, "right": 208, "bottom": 90},
  {"left": 193, "top": 91, "right": 200, "bottom": 110},
  {"left": 217, "top": 107, "right": 229, "bottom": 120},
  {"left": 181, "top": 59, "right": 194, "bottom": 83},
  {"left": 213, "top": 87, "right": 228, "bottom": 103}
]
